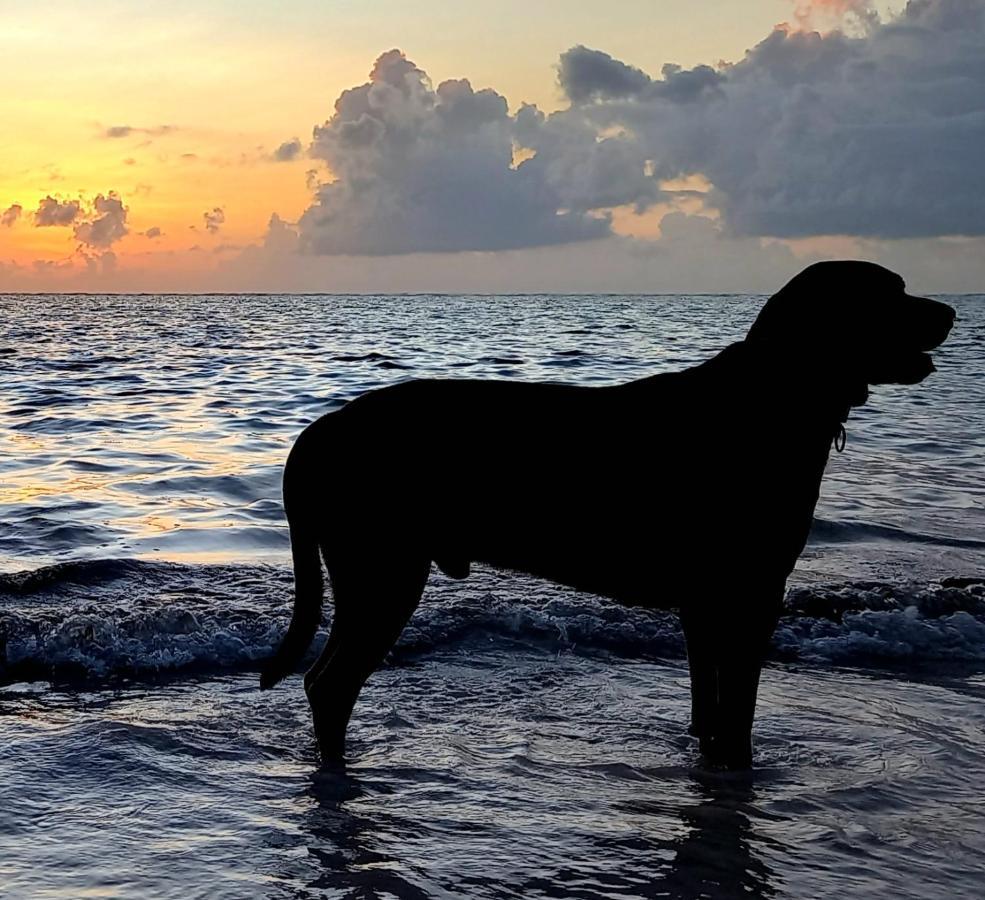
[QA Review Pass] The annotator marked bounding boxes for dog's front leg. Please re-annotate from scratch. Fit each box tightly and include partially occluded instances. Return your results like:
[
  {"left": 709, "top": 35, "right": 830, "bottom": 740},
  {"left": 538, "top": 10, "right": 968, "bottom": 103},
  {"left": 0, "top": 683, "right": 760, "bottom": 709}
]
[{"left": 709, "top": 589, "right": 784, "bottom": 769}]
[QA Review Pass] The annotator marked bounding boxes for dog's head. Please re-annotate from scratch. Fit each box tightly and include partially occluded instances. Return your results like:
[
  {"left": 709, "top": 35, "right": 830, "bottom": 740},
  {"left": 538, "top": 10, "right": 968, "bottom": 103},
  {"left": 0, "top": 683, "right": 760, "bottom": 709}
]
[{"left": 746, "top": 261, "right": 954, "bottom": 385}]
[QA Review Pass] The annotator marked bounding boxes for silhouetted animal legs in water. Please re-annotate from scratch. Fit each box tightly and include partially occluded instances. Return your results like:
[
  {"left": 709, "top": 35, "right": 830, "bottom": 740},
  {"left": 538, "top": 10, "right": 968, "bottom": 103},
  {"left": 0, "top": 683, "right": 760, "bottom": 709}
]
[
  {"left": 681, "top": 587, "right": 783, "bottom": 768},
  {"left": 304, "top": 555, "right": 430, "bottom": 762}
]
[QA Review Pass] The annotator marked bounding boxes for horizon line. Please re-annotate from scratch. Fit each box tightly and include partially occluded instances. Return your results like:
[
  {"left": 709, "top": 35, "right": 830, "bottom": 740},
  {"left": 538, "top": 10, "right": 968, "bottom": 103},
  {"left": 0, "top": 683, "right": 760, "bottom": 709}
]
[{"left": 2, "top": 290, "right": 982, "bottom": 299}]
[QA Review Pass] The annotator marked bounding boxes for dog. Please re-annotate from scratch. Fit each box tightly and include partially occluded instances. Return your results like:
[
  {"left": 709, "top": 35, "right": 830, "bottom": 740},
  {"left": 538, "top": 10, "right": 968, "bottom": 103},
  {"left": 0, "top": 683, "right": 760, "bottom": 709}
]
[{"left": 260, "top": 261, "right": 955, "bottom": 769}]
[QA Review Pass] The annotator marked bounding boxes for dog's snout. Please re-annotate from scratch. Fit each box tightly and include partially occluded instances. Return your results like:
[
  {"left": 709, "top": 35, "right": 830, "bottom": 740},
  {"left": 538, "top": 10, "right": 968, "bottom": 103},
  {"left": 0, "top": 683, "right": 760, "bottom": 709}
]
[
  {"left": 936, "top": 302, "right": 956, "bottom": 343},
  {"left": 903, "top": 294, "right": 955, "bottom": 350}
]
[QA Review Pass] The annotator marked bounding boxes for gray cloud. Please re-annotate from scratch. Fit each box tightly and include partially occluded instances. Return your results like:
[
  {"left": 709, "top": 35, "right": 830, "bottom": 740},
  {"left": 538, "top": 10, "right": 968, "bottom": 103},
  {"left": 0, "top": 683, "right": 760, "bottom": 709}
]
[
  {"left": 557, "top": 47, "right": 724, "bottom": 106},
  {"left": 1, "top": 203, "right": 22, "bottom": 227},
  {"left": 35, "top": 196, "right": 82, "bottom": 227},
  {"left": 203, "top": 207, "right": 225, "bottom": 234},
  {"left": 294, "top": 1, "right": 984, "bottom": 257},
  {"left": 104, "top": 124, "right": 174, "bottom": 139},
  {"left": 144, "top": 226, "right": 162, "bottom": 239},
  {"left": 298, "top": 49, "right": 609, "bottom": 255},
  {"left": 557, "top": 46, "right": 652, "bottom": 103},
  {"left": 74, "top": 193, "right": 129, "bottom": 249},
  {"left": 272, "top": 138, "right": 302, "bottom": 161},
  {"left": 534, "top": 0, "right": 985, "bottom": 239}
]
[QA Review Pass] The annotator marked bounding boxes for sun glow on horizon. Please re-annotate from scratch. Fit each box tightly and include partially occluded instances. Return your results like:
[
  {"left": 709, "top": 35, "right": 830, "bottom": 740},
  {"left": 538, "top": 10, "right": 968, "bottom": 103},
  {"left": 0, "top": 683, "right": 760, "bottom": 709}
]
[{"left": 2, "top": 0, "right": 982, "bottom": 294}]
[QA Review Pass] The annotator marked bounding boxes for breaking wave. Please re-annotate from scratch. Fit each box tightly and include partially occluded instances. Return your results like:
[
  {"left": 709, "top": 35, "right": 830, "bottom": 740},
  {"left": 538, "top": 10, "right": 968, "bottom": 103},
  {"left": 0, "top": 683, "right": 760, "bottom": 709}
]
[{"left": 1, "top": 559, "right": 984, "bottom": 685}]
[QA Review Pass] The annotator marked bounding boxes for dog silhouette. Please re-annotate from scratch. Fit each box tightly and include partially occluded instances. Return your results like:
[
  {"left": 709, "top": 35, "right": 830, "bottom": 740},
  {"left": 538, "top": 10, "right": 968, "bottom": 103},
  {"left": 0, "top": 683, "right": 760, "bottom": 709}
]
[{"left": 261, "top": 261, "right": 955, "bottom": 769}]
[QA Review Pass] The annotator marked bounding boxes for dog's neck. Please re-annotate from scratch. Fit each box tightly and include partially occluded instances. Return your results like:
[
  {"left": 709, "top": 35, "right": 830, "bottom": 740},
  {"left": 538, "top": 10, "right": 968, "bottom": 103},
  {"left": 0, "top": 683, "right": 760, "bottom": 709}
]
[{"left": 733, "top": 338, "right": 869, "bottom": 450}]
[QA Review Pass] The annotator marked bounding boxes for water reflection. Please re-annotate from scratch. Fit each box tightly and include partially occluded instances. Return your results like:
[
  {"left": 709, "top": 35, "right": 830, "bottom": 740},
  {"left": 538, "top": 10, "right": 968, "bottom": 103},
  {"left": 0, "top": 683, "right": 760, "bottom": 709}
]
[
  {"left": 299, "top": 769, "right": 433, "bottom": 899},
  {"left": 290, "top": 765, "right": 778, "bottom": 899},
  {"left": 659, "top": 771, "right": 778, "bottom": 899}
]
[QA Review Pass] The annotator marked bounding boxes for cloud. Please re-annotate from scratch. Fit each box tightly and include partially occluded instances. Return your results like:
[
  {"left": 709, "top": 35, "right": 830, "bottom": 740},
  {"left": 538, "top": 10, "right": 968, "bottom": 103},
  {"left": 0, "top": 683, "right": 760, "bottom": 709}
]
[
  {"left": 74, "top": 193, "right": 129, "bottom": 249},
  {"left": 203, "top": 207, "right": 225, "bottom": 234},
  {"left": 1, "top": 204, "right": 22, "bottom": 227},
  {"left": 34, "top": 196, "right": 82, "bottom": 227},
  {"left": 294, "top": 2, "right": 984, "bottom": 257},
  {"left": 143, "top": 226, "right": 162, "bottom": 239},
  {"left": 532, "top": 0, "right": 985, "bottom": 239},
  {"left": 272, "top": 138, "right": 302, "bottom": 161},
  {"left": 104, "top": 124, "right": 174, "bottom": 139},
  {"left": 558, "top": 46, "right": 652, "bottom": 103},
  {"left": 557, "top": 46, "right": 723, "bottom": 105},
  {"left": 297, "top": 49, "right": 609, "bottom": 255},
  {"left": 791, "top": 0, "right": 881, "bottom": 33}
]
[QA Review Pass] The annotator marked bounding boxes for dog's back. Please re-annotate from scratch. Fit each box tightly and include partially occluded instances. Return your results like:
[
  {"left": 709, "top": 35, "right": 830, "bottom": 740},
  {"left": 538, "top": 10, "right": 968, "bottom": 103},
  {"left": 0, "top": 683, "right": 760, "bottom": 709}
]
[{"left": 285, "top": 340, "right": 829, "bottom": 605}]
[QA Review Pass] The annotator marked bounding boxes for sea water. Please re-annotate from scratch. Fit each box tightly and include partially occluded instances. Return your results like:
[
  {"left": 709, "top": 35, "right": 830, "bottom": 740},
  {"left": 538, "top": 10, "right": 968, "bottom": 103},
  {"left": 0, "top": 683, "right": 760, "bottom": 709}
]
[{"left": 1, "top": 293, "right": 983, "bottom": 898}]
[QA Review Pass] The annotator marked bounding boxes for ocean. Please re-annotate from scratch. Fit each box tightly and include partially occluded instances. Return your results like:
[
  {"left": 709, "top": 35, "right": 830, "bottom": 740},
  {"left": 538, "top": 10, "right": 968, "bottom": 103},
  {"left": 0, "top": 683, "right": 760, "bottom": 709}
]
[{"left": 1, "top": 292, "right": 983, "bottom": 898}]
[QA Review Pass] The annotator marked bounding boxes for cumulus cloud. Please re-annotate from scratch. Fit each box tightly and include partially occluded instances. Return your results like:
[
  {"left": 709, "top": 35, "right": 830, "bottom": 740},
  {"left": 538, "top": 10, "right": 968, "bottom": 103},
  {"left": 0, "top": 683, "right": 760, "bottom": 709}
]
[
  {"left": 557, "top": 46, "right": 723, "bottom": 105},
  {"left": 74, "top": 193, "right": 129, "bottom": 249},
  {"left": 289, "top": 0, "right": 983, "bottom": 255},
  {"left": 272, "top": 138, "right": 302, "bottom": 161},
  {"left": 1, "top": 203, "right": 22, "bottom": 227},
  {"left": 298, "top": 49, "right": 610, "bottom": 255},
  {"left": 35, "top": 196, "right": 82, "bottom": 227},
  {"left": 203, "top": 207, "right": 225, "bottom": 234},
  {"left": 791, "top": 0, "right": 881, "bottom": 33},
  {"left": 558, "top": 46, "right": 652, "bottom": 103},
  {"left": 533, "top": 0, "right": 985, "bottom": 239}
]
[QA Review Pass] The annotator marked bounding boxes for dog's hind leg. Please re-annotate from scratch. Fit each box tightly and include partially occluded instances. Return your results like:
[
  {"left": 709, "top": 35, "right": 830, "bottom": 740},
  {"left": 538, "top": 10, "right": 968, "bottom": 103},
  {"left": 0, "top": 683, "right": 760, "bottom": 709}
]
[{"left": 304, "top": 555, "right": 430, "bottom": 764}]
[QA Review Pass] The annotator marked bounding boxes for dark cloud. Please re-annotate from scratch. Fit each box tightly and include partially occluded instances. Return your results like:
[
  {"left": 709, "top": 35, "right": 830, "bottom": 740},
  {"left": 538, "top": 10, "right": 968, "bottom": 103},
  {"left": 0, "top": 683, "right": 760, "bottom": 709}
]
[
  {"left": 104, "top": 125, "right": 174, "bottom": 139},
  {"left": 530, "top": 0, "right": 985, "bottom": 239},
  {"left": 74, "top": 193, "right": 128, "bottom": 249},
  {"left": 1, "top": 204, "right": 22, "bottom": 227},
  {"left": 558, "top": 46, "right": 652, "bottom": 103},
  {"left": 298, "top": 49, "right": 609, "bottom": 255},
  {"left": 272, "top": 138, "right": 302, "bottom": 161},
  {"left": 144, "top": 226, "right": 162, "bottom": 239},
  {"left": 34, "top": 196, "right": 82, "bottom": 227},
  {"left": 649, "top": 64, "right": 725, "bottom": 103},
  {"left": 558, "top": 46, "right": 724, "bottom": 105},
  {"left": 203, "top": 207, "right": 225, "bottom": 234}
]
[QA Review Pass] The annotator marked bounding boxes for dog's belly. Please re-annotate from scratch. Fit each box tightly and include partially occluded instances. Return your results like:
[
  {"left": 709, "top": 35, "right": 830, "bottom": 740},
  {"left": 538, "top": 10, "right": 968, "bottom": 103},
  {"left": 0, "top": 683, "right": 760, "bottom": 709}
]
[{"left": 423, "top": 463, "right": 821, "bottom": 607}]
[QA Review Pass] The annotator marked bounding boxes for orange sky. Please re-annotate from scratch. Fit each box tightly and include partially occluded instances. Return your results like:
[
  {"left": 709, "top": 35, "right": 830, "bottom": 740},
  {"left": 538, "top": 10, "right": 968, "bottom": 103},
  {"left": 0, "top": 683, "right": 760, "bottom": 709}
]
[
  {"left": 3, "top": 0, "right": 978, "bottom": 293},
  {"left": 0, "top": 2, "right": 819, "bottom": 283}
]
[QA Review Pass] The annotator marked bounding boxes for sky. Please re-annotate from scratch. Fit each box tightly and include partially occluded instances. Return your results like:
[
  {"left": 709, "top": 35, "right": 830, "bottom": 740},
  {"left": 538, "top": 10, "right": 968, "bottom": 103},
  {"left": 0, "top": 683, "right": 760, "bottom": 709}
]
[{"left": 1, "top": 0, "right": 983, "bottom": 293}]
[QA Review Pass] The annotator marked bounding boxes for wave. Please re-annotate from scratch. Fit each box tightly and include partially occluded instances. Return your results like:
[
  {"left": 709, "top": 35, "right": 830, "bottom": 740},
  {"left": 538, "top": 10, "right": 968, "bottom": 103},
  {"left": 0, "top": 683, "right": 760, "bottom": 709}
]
[
  {"left": 1, "top": 559, "right": 984, "bottom": 685},
  {"left": 808, "top": 517, "right": 985, "bottom": 549}
]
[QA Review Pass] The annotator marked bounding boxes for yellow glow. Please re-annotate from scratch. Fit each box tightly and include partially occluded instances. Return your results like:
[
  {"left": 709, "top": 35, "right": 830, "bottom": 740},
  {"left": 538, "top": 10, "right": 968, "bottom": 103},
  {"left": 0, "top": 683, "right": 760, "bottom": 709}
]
[{"left": 0, "top": 1, "right": 797, "bottom": 288}]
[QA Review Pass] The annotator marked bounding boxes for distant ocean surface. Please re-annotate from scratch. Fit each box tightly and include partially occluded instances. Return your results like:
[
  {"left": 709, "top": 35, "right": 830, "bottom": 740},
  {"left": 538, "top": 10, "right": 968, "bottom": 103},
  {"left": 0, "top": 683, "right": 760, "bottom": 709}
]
[{"left": 1, "top": 293, "right": 984, "bottom": 899}]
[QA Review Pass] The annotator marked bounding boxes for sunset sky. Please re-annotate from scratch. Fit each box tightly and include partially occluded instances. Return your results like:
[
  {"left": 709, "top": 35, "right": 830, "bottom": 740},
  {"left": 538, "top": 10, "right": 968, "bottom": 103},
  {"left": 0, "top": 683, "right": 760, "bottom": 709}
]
[{"left": 1, "top": 0, "right": 983, "bottom": 293}]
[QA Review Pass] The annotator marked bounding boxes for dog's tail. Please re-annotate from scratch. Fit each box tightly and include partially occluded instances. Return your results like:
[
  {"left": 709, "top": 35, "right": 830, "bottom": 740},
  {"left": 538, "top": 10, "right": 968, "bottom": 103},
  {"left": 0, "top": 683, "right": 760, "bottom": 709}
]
[{"left": 259, "top": 443, "right": 324, "bottom": 690}]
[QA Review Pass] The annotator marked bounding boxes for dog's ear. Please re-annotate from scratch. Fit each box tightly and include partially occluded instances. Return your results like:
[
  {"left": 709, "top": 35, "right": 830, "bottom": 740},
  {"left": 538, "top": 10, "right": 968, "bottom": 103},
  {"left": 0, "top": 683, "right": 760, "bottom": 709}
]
[{"left": 746, "top": 260, "right": 902, "bottom": 348}]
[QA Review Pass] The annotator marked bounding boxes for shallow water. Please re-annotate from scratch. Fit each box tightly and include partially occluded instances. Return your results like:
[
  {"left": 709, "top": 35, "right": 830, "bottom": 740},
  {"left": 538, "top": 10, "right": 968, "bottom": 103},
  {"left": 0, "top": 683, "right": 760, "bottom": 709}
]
[
  {"left": 1, "top": 293, "right": 984, "bottom": 898},
  {"left": 4, "top": 655, "right": 985, "bottom": 899}
]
